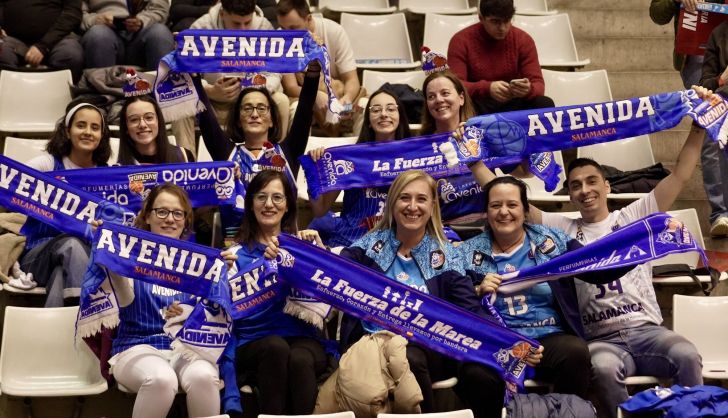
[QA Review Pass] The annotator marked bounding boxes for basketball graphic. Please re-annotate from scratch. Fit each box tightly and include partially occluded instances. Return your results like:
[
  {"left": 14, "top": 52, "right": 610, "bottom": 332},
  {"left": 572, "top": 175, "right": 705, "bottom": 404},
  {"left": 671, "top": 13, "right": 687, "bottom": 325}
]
[
  {"left": 135, "top": 79, "right": 150, "bottom": 91},
  {"left": 252, "top": 74, "right": 266, "bottom": 85},
  {"left": 484, "top": 118, "right": 526, "bottom": 156},
  {"left": 271, "top": 154, "right": 285, "bottom": 167},
  {"left": 129, "top": 180, "right": 144, "bottom": 195},
  {"left": 510, "top": 341, "right": 532, "bottom": 359}
]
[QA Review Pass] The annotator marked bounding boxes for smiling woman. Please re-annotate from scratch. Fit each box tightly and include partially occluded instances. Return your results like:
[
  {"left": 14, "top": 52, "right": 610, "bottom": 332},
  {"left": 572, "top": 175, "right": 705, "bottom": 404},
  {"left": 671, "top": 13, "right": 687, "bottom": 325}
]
[
  {"left": 20, "top": 103, "right": 112, "bottom": 307},
  {"left": 420, "top": 71, "right": 476, "bottom": 136}
]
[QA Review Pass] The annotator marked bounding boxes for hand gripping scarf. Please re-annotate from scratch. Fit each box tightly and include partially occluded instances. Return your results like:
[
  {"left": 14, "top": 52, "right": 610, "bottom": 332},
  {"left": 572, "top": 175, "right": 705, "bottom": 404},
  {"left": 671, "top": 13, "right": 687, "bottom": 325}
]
[
  {"left": 154, "top": 29, "right": 343, "bottom": 121},
  {"left": 272, "top": 234, "right": 540, "bottom": 395},
  {"left": 494, "top": 213, "right": 708, "bottom": 295},
  {"left": 77, "top": 222, "right": 233, "bottom": 363},
  {"left": 0, "top": 155, "right": 132, "bottom": 240},
  {"left": 53, "top": 161, "right": 245, "bottom": 213}
]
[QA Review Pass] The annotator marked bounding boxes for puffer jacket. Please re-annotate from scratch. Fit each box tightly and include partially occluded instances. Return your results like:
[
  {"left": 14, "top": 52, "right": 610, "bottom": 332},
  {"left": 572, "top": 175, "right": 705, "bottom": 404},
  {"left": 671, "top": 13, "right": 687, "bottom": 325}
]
[{"left": 315, "top": 331, "right": 422, "bottom": 418}]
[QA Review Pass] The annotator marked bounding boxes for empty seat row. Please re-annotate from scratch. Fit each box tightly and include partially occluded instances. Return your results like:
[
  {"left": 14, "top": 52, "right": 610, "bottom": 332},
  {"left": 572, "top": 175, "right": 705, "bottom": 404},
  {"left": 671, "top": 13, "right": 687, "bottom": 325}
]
[{"left": 316, "top": 0, "right": 554, "bottom": 16}]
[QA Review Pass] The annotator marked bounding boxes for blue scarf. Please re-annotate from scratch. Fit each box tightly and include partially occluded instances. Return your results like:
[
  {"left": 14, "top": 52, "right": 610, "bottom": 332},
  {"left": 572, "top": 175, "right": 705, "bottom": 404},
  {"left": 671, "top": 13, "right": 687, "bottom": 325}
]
[
  {"left": 696, "top": 3, "right": 728, "bottom": 13},
  {"left": 77, "top": 222, "right": 232, "bottom": 362},
  {"left": 53, "top": 161, "right": 245, "bottom": 213},
  {"left": 273, "top": 234, "right": 539, "bottom": 392},
  {"left": 442, "top": 90, "right": 728, "bottom": 168},
  {"left": 495, "top": 213, "right": 707, "bottom": 295},
  {"left": 0, "top": 155, "right": 131, "bottom": 240},
  {"left": 154, "top": 29, "right": 341, "bottom": 121}
]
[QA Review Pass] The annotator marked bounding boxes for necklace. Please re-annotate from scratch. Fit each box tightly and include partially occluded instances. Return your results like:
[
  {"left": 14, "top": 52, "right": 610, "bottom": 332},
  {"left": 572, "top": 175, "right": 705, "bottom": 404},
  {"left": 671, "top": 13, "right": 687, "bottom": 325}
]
[{"left": 494, "top": 230, "right": 525, "bottom": 254}]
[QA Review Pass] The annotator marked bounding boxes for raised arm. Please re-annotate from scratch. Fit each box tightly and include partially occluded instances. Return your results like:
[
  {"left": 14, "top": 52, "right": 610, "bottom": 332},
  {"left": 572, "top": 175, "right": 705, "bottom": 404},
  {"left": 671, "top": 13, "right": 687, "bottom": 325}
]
[
  {"left": 193, "top": 76, "right": 236, "bottom": 161},
  {"left": 653, "top": 123, "right": 705, "bottom": 212},
  {"left": 281, "top": 60, "right": 321, "bottom": 177}
]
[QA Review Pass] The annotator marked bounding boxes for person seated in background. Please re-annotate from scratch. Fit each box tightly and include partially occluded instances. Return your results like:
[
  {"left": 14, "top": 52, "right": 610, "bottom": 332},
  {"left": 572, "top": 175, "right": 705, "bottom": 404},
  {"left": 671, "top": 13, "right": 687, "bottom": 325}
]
[
  {"left": 171, "top": 0, "right": 289, "bottom": 155},
  {"left": 168, "top": 0, "right": 216, "bottom": 32},
  {"left": 277, "top": 0, "right": 364, "bottom": 136},
  {"left": 0, "top": 0, "right": 84, "bottom": 82},
  {"left": 80, "top": 0, "right": 175, "bottom": 70},
  {"left": 447, "top": 0, "right": 554, "bottom": 115}
]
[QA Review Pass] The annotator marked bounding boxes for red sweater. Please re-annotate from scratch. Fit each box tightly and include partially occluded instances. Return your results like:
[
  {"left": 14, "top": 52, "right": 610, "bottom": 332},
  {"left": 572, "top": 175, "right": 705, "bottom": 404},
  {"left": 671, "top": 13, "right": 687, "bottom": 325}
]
[{"left": 448, "top": 23, "right": 545, "bottom": 101}]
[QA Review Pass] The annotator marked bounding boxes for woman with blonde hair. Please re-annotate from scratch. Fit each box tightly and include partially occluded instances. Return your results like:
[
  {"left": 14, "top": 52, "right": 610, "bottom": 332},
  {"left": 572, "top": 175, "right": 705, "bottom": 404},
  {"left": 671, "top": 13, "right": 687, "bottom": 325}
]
[{"left": 339, "top": 170, "right": 541, "bottom": 417}]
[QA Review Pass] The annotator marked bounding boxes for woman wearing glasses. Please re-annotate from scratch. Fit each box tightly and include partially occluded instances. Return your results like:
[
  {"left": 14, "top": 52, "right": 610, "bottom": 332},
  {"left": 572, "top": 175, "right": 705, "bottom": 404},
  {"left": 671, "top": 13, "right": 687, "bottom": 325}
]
[
  {"left": 307, "top": 88, "right": 412, "bottom": 247},
  {"left": 118, "top": 95, "right": 195, "bottom": 165},
  {"left": 103, "top": 184, "right": 232, "bottom": 418},
  {"left": 220, "top": 170, "right": 329, "bottom": 418},
  {"left": 20, "top": 103, "right": 112, "bottom": 307}
]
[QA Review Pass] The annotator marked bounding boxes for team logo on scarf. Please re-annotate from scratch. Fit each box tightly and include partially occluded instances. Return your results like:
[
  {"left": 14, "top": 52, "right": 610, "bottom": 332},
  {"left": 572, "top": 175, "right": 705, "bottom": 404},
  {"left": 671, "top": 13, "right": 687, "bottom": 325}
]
[
  {"left": 657, "top": 218, "right": 691, "bottom": 245},
  {"left": 493, "top": 341, "right": 535, "bottom": 379},
  {"left": 128, "top": 172, "right": 157, "bottom": 199},
  {"left": 538, "top": 237, "right": 556, "bottom": 255},
  {"left": 276, "top": 248, "right": 296, "bottom": 268}
]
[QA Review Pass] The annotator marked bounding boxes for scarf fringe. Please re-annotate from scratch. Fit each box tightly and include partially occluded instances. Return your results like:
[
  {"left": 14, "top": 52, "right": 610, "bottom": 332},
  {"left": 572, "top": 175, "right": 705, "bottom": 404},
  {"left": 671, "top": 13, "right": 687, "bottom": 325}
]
[
  {"left": 284, "top": 300, "right": 326, "bottom": 330},
  {"left": 76, "top": 315, "right": 119, "bottom": 342},
  {"left": 161, "top": 99, "right": 206, "bottom": 123}
]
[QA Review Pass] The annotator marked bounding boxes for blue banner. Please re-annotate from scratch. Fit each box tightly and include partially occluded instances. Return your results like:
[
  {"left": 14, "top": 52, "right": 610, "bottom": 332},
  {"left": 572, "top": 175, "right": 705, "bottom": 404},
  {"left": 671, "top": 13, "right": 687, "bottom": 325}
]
[
  {"left": 0, "top": 155, "right": 132, "bottom": 240},
  {"left": 274, "top": 234, "right": 539, "bottom": 392},
  {"left": 227, "top": 256, "right": 281, "bottom": 320},
  {"left": 53, "top": 161, "right": 244, "bottom": 213},
  {"left": 495, "top": 213, "right": 707, "bottom": 294},
  {"left": 155, "top": 29, "right": 341, "bottom": 121}
]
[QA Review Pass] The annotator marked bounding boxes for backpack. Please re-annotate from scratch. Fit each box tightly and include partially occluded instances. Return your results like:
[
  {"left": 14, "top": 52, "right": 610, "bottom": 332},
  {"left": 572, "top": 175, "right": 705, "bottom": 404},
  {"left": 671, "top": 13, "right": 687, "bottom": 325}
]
[{"left": 379, "top": 83, "right": 425, "bottom": 124}]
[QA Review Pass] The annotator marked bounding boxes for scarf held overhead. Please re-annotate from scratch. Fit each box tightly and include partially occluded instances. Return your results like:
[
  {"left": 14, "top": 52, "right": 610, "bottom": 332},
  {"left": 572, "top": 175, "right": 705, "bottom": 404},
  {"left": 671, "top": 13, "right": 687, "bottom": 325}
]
[
  {"left": 53, "top": 161, "right": 245, "bottom": 213},
  {"left": 154, "top": 29, "right": 341, "bottom": 121},
  {"left": 0, "top": 155, "right": 131, "bottom": 240},
  {"left": 495, "top": 213, "right": 708, "bottom": 295},
  {"left": 273, "top": 234, "right": 539, "bottom": 392}
]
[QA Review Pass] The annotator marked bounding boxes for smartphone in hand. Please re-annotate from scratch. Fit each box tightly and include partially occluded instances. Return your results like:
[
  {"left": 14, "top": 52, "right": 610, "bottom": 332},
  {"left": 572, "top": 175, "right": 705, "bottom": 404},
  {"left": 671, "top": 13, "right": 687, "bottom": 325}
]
[{"left": 113, "top": 16, "right": 126, "bottom": 31}]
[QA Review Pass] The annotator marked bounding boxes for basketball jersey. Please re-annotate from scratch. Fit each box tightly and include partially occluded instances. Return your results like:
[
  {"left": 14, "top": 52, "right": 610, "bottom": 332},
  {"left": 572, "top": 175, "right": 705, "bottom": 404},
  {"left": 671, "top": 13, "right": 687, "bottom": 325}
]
[
  {"left": 112, "top": 280, "right": 191, "bottom": 355},
  {"left": 492, "top": 237, "right": 564, "bottom": 339},
  {"left": 230, "top": 242, "right": 319, "bottom": 347},
  {"left": 540, "top": 192, "right": 663, "bottom": 339},
  {"left": 363, "top": 253, "right": 428, "bottom": 334},
  {"left": 221, "top": 143, "right": 297, "bottom": 239}
]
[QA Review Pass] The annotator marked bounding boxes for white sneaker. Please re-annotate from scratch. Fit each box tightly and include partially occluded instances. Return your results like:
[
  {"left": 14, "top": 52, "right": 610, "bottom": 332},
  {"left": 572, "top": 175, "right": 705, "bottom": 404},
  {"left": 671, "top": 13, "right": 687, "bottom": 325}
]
[{"left": 710, "top": 216, "right": 728, "bottom": 237}]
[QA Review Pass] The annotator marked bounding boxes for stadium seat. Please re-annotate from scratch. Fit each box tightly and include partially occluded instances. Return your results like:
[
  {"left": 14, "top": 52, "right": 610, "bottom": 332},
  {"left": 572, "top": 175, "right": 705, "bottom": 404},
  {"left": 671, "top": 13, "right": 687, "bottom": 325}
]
[
  {"left": 318, "top": 0, "right": 395, "bottom": 14},
  {"left": 512, "top": 14, "right": 590, "bottom": 68},
  {"left": 576, "top": 135, "right": 655, "bottom": 173},
  {"left": 379, "top": 409, "right": 473, "bottom": 418},
  {"left": 514, "top": 0, "right": 557, "bottom": 15},
  {"left": 261, "top": 412, "right": 355, "bottom": 418},
  {"left": 196, "top": 136, "right": 214, "bottom": 162},
  {"left": 2, "top": 137, "right": 49, "bottom": 164},
  {"left": 422, "top": 13, "right": 479, "bottom": 57},
  {"left": 0, "top": 70, "right": 73, "bottom": 135},
  {"left": 398, "top": 0, "right": 476, "bottom": 15},
  {"left": 496, "top": 151, "right": 569, "bottom": 203},
  {"left": 542, "top": 69, "right": 612, "bottom": 107},
  {"left": 362, "top": 70, "right": 426, "bottom": 95},
  {"left": 340, "top": 13, "right": 421, "bottom": 70},
  {"left": 673, "top": 294, "right": 728, "bottom": 380},
  {"left": 296, "top": 136, "right": 359, "bottom": 202},
  {"left": 0, "top": 306, "right": 107, "bottom": 415}
]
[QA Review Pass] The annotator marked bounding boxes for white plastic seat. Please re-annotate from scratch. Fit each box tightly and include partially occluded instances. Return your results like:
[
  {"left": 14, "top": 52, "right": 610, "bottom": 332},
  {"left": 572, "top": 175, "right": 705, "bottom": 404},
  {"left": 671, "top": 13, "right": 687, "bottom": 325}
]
[
  {"left": 422, "top": 13, "right": 479, "bottom": 56},
  {"left": 0, "top": 70, "right": 73, "bottom": 134},
  {"left": 261, "top": 412, "right": 355, "bottom": 418},
  {"left": 379, "top": 410, "right": 473, "bottom": 418},
  {"left": 0, "top": 306, "right": 108, "bottom": 398},
  {"left": 340, "top": 13, "right": 421, "bottom": 70},
  {"left": 296, "top": 136, "right": 359, "bottom": 202},
  {"left": 496, "top": 151, "right": 569, "bottom": 202},
  {"left": 1, "top": 284, "right": 47, "bottom": 295},
  {"left": 576, "top": 135, "right": 655, "bottom": 173},
  {"left": 673, "top": 295, "right": 728, "bottom": 380},
  {"left": 542, "top": 69, "right": 613, "bottom": 107},
  {"left": 196, "top": 136, "right": 214, "bottom": 162},
  {"left": 399, "top": 0, "right": 476, "bottom": 15},
  {"left": 512, "top": 14, "right": 590, "bottom": 68},
  {"left": 109, "top": 137, "right": 120, "bottom": 165},
  {"left": 514, "top": 0, "right": 557, "bottom": 15},
  {"left": 2, "top": 137, "right": 49, "bottom": 164},
  {"left": 318, "top": 0, "right": 395, "bottom": 14},
  {"left": 362, "top": 70, "right": 427, "bottom": 96}
]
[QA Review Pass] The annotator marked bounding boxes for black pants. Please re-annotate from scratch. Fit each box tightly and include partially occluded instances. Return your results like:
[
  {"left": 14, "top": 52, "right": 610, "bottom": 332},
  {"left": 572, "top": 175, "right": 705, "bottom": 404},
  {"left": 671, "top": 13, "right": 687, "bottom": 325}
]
[
  {"left": 235, "top": 335, "right": 328, "bottom": 414},
  {"left": 474, "top": 95, "right": 555, "bottom": 115}
]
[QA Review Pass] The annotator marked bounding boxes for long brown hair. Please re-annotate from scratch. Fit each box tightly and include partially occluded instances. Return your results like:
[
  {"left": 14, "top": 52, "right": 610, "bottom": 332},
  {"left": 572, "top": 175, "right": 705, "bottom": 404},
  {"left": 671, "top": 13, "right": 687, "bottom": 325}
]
[
  {"left": 420, "top": 71, "right": 476, "bottom": 135},
  {"left": 119, "top": 95, "right": 184, "bottom": 165},
  {"left": 234, "top": 170, "right": 298, "bottom": 246},
  {"left": 357, "top": 88, "right": 411, "bottom": 144},
  {"left": 134, "top": 183, "right": 194, "bottom": 239}
]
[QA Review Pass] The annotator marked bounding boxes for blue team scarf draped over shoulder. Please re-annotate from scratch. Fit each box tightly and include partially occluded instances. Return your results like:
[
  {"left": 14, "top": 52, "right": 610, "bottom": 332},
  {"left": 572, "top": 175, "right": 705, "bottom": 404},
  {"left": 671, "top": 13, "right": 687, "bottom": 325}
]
[
  {"left": 0, "top": 155, "right": 132, "bottom": 240},
  {"left": 494, "top": 213, "right": 708, "bottom": 295},
  {"left": 77, "top": 222, "right": 233, "bottom": 363},
  {"left": 272, "top": 234, "right": 540, "bottom": 394},
  {"left": 154, "top": 29, "right": 341, "bottom": 121},
  {"left": 53, "top": 161, "right": 245, "bottom": 213}
]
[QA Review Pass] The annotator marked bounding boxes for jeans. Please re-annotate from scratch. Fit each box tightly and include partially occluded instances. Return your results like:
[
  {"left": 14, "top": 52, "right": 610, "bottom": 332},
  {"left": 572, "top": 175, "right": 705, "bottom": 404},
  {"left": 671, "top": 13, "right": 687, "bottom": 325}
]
[
  {"left": 0, "top": 34, "right": 84, "bottom": 82},
  {"left": 588, "top": 323, "right": 702, "bottom": 418},
  {"left": 81, "top": 22, "right": 174, "bottom": 70},
  {"left": 682, "top": 55, "right": 728, "bottom": 222}
]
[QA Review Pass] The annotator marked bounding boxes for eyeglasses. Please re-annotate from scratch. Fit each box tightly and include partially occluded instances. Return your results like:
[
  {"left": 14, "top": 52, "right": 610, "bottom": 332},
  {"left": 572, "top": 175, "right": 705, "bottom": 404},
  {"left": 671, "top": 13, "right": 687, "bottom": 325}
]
[
  {"left": 151, "top": 208, "right": 186, "bottom": 221},
  {"left": 253, "top": 193, "right": 286, "bottom": 205},
  {"left": 369, "top": 104, "right": 398, "bottom": 116},
  {"left": 241, "top": 104, "right": 270, "bottom": 116},
  {"left": 127, "top": 112, "right": 157, "bottom": 126}
]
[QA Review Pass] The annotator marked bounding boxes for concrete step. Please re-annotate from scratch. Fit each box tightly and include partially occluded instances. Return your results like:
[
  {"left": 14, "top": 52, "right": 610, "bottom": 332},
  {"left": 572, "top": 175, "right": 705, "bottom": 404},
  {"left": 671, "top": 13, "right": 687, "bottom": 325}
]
[
  {"left": 568, "top": 9, "right": 673, "bottom": 38},
  {"left": 549, "top": 0, "right": 652, "bottom": 11},
  {"left": 651, "top": 128, "right": 692, "bottom": 163},
  {"left": 577, "top": 37, "right": 676, "bottom": 72},
  {"left": 608, "top": 71, "right": 684, "bottom": 100}
]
